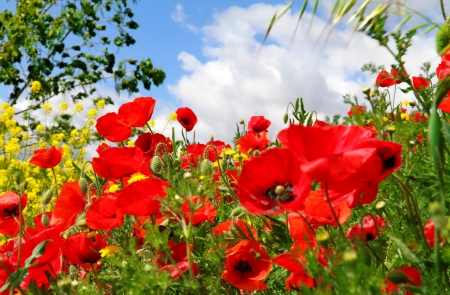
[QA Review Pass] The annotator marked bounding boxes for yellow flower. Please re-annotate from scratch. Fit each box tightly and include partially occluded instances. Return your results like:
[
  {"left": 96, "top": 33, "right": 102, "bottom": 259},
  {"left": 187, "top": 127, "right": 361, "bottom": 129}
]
[
  {"left": 401, "top": 100, "right": 410, "bottom": 105},
  {"left": 30, "top": 81, "right": 42, "bottom": 93},
  {"left": 169, "top": 112, "right": 177, "bottom": 122},
  {"left": 100, "top": 245, "right": 120, "bottom": 257},
  {"left": 382, "top": 117, "right": 388, "bottom": 122},
  {"left": 126, "top": 140, "right": 134, "bottom": 147},
  {"left": 128, "top": 173, "right": 147, "bottom": 184},
  {"left": 73, "top": 103, "right": 83, "bottom": 113},
  {"left": 400, "top": 113, "right": 410, "bottom": 121},
  {"left": 148, "top": 119, "right": 156, "bottom": 128},
  {"left": 59, "top": 102, "right": 69, "bottom": 112},
  {"left": 106, "top": 183, "right": 120, "bottom": 193},
  {"left": 70, "top": 129, "right": 80, "bottom": 137},
  {"left": 36, "top": 124, "right": 45, "bottom": 132},
  {"left": 387, "top": 125, "right": 396, "bottom": 132},
  {"left": 43, "top": 103, "right": 52, "bottom": 112},
  {"left": 95, "top": 99, "right": 105, "bottom": 109},
  {"left": 87, "top": 109, "right": 98, "bottom": 118}
]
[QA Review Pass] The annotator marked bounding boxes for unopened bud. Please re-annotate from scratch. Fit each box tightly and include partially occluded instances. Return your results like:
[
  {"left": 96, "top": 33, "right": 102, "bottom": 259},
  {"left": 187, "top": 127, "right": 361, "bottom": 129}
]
[
  {"left": 253, "top": 150, "right": 260, "bottom": 157},
  {"left": 41, "top": 213, "right": 50, "bottom": 227},
  {"left": 75, "top": 212, "right": 87, "bottom": 228},
  {"left": 362, "top": 87, "right": 371, "bottom": 95},
  {"left": 316, "top": 231, "right": 330, "bottom": 246},
  {"left": 173, "top": 157, "right": 182, "bottom": 168},
  {"left": 283, "top": 113, "right": 289, "bottom": 124},
  {"left": 200, "top": 159, "right": 213, "bottom": 175},
  {"left": 247, "top": 148, "right": 253, "bottom": 157},
  {"left": 183, "top": 172, "right": 193, "bottom": 179},
  {"left": 375, "top": 201, "right": 386, "bottom": 210},
  {"left": 342, "top": 249, "right": 357, "bottom": 263},
  {"left": 69, "top": 265, "right": 77, "bottom": 274},
  {"left": 197, "top": 185, "right": 205, "bottom": 195},
  {"left": 79, "top": 178, "right": 88, "bottom": 196},
  {"left": 239, "top": 119, "right": 245, "bottom": 125},
  {"left": 41, "top": 188, "right": 54, "bottom": 206},
  {"left": 150, "top": 156, "right": 163, "bottom": 174},
  {"left": 429, "top": 201, "right": 443, "bottom": 216},
  {"left": 409, "top": 101, "right": 416, "bottom": 107},
  {"left": 386, "top": 270, "right": 409, "bottom": 284}
]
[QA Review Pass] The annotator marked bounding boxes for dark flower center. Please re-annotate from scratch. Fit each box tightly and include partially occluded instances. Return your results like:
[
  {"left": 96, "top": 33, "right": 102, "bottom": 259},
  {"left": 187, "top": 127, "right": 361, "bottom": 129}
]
[
  {"left": 265, "top": 184, "right": 294, "bottom": 202},
  {"left": 382, "top": 156, "right": 396, "bottom": 169},
  {"left": 181, "top": 118, "right": 190, "bottom": 125},
  {"left": 3, "top": 205, "right": 18, "bottom": 216},
  {"left": 234, "top": 260, "right": 252, "bottom": 277},
  {"left": 365, "top": 233, "right": 374, "bottom": 241}
]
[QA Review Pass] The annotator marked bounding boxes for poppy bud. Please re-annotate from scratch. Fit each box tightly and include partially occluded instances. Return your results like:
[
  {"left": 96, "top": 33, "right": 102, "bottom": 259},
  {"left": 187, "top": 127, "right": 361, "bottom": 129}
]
[
  {"left": 57, "top": 277, "right": 72, "bottom": 293},
  {"left": 239, "top": 119, "right": 245, "bottom": 125},
  {"left": 41, "top": 212, "right": 50, "bottom": 227},
  {"left": 200, "top": 159, "right": 213, "bottom": 175},
  {"left": 75, "top": 212, "right": 87, "bottom": 228},
  {"left": 409, "top": 101, "right": 416, "bottom": 107},
  {"left": 283, "top": 113, "right": 288, "bottom": 124},
  {"left": 79, "top": 178, "right": 88, "bottom": 196},
  {"left": 69, "top": 265, "right": 77, "bottom": 275},
  {"left": 386, "top": 270, "right": 410, "bottom": 284},
  {"left": 173, "top": 156, "right": 182, "bottom": 168},
  {"left": 316, "top": 231, "right": 330, "bottom": 246},
  {"left": 150, "top": 156, "right": 163, "bottom": 174},
  {"left": 375, "top": 201, "right": 386, "bottom": 210},
  {"left": 197, "top": 185, "right": 205, "bottom": 195},
  {"left": 253, "top": 150, "right": 260, "bottom": 157},
  {"left": 41, "top": 188, "right": 54, "bottom": 206},
  {"left": 247, "top": 148, "right": 253, "bottom": 157},
  {"left": 362, "top": 87, "right": 371, "bottom": 95},
  {"left": 342, "top": 249, "right": 357, "bottom": 263}
]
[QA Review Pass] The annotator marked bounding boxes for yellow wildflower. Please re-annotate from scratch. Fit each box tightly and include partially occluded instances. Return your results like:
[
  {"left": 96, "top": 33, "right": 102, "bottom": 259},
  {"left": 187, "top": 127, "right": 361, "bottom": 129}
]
[
  {"left": 401, "top": 100, "right": 410, "bottom": 106},
  {"left": 36, "top": 124, "right": 45, "bottom": 132},
  {"left": 95, "top": 99, "right": 105, "bottom": 109},
  {"left": 59, "top": 102, "right": 69, "bottom": 112},
  {"left": 148, "top": 119, "right": 156, "bottom": 128},
  {"left": 70, "top": 129, "right": 80, "bottom": 137},
  {"left": 100, "top": 245, "right": 120, "bottom": 257},
  {"left": 73, "top": 103, "right": 83, "bottom": 113},
  {"left": 87, "top": 109, "right": 98, "bottom": 118},
  {"left": 42, "top": 103, "right": 52, "bottom": 112},
  {"left": 169, "top": 112, "right": 177, "bottom": 122},
  {"left": 400, "top": 113, "right": 410, "bottom": 121},
  {"left": 30, "top": 81, "right": 42, "bottom": 93}
]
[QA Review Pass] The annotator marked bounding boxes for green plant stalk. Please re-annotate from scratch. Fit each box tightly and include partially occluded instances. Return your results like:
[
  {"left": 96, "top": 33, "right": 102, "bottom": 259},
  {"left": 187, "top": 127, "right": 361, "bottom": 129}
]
[
  {"left": 324, "top": 183, "right": 345, "bottom": 238},
  {"left": 392, "top": 173, "right": 429, "bottom": 250},
  {"left": 434, "top": 226, "right": 443, "bottom": 293},
  {"left": 51, "top": 167, "right": 59, "bottom": 196}
]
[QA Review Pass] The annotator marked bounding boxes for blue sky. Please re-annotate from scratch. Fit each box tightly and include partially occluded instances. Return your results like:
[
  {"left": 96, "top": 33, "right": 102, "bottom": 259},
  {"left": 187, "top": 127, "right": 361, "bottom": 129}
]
[{"left": 0, "top": 1, "right": 442, "bottom": 143}]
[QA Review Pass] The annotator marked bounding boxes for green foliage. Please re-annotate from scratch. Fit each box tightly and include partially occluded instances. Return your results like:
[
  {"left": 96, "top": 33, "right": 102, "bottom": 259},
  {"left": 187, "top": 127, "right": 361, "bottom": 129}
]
[{"left": 0, "top": 0, "right": 165, "bottom": 106}]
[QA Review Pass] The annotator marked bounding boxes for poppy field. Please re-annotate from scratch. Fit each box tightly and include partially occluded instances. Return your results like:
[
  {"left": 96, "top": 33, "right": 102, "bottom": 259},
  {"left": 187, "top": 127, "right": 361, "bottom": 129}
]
[{"left": 2, "top": 8, "right": 450, "bottom": 295}]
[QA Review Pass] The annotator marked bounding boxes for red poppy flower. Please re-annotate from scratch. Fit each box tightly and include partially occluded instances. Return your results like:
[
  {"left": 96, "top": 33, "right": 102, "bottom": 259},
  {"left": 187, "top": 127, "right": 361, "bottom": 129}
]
[
  {"left": 95, "top": 112, "right": 131, "bottom": 142},
  {"left": 413, "top": 112, "right": 426, "bottom": 122},
  {"left": 313, "top": 120, "right": 329, "bottom": 127},
  {"left": 411, "top": 76, "right": 430, "bottom": 90},
  {"left": 180, "top": 143, "right": 206, "bottom": 168},
  {"left": 376, "top": 69, "right": 404, "bottom": 87},
  {"left": 116, "top": 178, "right": 169, "bottom": 216},
  {"left": 222, "top": 240, "right": 272, "bottom": 292},
  {"left": 383, "top": 266, "right": 421, "bottom": 295},
  {"left": 213, "top": 219, "right": 258, "bottom": 241},
  {"left": 62, "top": 232, "right": 106, "bottom": 266},
  {"left": 204, "top": 140, "right": 231, "bottom": 162},
  {"left": 86, "top": 194, "right": 124, "bottom": 233},
  {"left": 273, "top": 240, "right": 319, "bottom": 290},
  {"left": 439, "top": 92, "right": 450, "bottom": 113},
  {"left": 117, "top": 97, "right": 156, "bottom": 127},
  {"left": 96, "top": 142, "right": 110, "bottom": 155},
  {"left": 348, "top": 105, "right": 365, "bottom": 116},
  {"left": 181, "top": 196, "right": 217, "bottom": 225},
  {"left": 176, "top": 107, "right": 197, "bottom": 132},
  {"left": 278, "top": 125, "right": 402, "bottom": 207},
  {"left": 436, "top": 53, "right": 450, "bottom": 80},
  {"left": 423, "top": 220, "right": 444, "bottom": 247},
  {"left": 29, "top": 146, "right": 63, "bottom": 169},
  {"left": 237, "top": 148, "right": 310, "bottom": 214},
  {"left": 346, "top": 215, "right": 386, "bottom": 242},
  {"left": 135, "top": 133, "right": 172, "bottom": 158},
  {"left": 287, "top": 213, "right": 315, "bottom": 241},
  {"left": 92, "top": 147, "right": 144, "bottom": 179},
  {"left": 235, "top": 131, "right": 269, "bottom": 155},
  {"left": 0, "top": 192, "right": 27, "bottom": 236},
  {"left": 9, "top": 227, "right": 63, "bottom": 268},
  {"left": 50, "top": 181, "right": 85, "bottom": 231},
  {"left": 248, "top": 116, "right": 271, "bottom": 133},
  {"left": 299, "top": 190, "right": 351, "bottom": 228},
  {"left": 162, "top": 260, "right": 199, "bottom": 279}
]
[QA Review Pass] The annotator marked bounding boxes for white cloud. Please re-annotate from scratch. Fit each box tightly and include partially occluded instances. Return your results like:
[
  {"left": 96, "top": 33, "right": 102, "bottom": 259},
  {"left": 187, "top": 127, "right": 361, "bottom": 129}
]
[
  {"left": 168, "top": 3, "right": 439, "bottom": 144},
  {"left": 171, "top": 4, "right": 198, "bottom": 32}
]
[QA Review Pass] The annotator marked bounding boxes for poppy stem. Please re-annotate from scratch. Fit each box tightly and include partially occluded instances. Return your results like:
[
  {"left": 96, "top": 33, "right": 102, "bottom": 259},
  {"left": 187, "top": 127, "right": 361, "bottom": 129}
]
[
  {"left": 146, "top": 122, "right": 154, "bottom": 134},
  {"left": 366, "top": 243, "right": 388, "bottom": 271},
  {"left": 323, "top": 183, "right": 345, "bottom": 238},
  {"left": 51, "top": 167, "right": 59, "bottom": 196}
]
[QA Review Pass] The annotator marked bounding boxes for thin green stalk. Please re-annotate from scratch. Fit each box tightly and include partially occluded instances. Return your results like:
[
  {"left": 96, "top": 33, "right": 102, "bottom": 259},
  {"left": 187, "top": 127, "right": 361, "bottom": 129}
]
[
  {"left": 323, "top": 183, "right": 345, "bottom": 238},
  {"left": 441, "top": 0, "right": 447, "bottom": 22},
  {"left": 51, "top": 167, "right": 59, "bottom": 196}
]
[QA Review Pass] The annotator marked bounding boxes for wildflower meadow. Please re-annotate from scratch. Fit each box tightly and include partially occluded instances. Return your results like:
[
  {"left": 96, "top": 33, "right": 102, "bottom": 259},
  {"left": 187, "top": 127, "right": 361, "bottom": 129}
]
[{"left": 1, "top": 1, "right": 450, "bottom": 295}]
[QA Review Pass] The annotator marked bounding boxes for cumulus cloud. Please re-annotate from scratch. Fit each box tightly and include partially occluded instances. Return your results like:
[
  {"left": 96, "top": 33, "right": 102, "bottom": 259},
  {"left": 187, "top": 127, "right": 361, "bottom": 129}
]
[{"left": 168, "top": 3, "right": 439, "bottom": 144}]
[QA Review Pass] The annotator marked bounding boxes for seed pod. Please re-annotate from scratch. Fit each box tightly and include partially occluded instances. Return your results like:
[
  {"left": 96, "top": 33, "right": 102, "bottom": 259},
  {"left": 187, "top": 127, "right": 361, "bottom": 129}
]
[
  {"left": 200, "top": 159, "right": 213, "bottom": 175},
  {"left": 283, "top": 113, "right": 289, "bottom": 124},
  {"left": 150, "top": 156, "right": 163, "bottom": 174},
  {"left": 41, "top": 188, "right": 54, "bottom": 206},
  {"left": 79, "top": 178, "right": 88, "bottom": 196},
  {"left": 41, "top": 212, "right": 50, "bottom": 227}
]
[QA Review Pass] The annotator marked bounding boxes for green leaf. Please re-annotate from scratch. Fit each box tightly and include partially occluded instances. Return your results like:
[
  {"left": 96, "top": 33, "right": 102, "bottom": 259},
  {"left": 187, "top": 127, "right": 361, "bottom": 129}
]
[
  {"left": 388, "top": 235, "right": 420, "bottom": 265},
  {"left": 24, "top": 240, "right": 50, "bottom": 267},
  {"left": 436, "top": 23, "right": 450, "bottom": 55}
]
